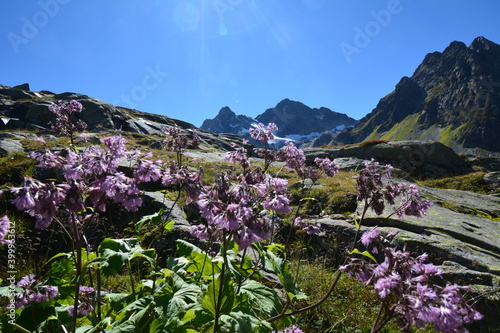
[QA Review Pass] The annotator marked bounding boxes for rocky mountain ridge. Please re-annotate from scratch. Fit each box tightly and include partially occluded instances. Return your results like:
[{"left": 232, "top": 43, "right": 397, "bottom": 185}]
[
  {"left": 337, "top": 36, "right": 500, "bottom": 153},
  {"left": 201, "top": 99, "right": 357, "bottom": 147},
  {"left": 0, "top": 83, "right": 244, "bottom": 152}
]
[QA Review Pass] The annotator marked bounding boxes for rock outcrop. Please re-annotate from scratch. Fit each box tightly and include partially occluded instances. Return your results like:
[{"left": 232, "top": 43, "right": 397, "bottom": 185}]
[
  {"left": 0, "top": 84, "right": 245, "bottom": 153},
  {"left": 303, "top": 140, "right": 473, "bottom": 178}
]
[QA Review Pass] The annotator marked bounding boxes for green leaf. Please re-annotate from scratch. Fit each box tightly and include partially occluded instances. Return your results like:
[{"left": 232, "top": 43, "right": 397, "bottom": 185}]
[
  {"left": 202, "top": 276, "right": 234, "bottom": 316},
  {"left": 47, "top": 252, "right": 71, "bottom": 263},
  {"left": 166, "top": 273, "right": 201, "bottom": 316},
  {"left": 354, "top": 215, "right": 360, "bottom": 230},
  {"left": 164, "top": 220, "right": 175, "bottom": 230},
  {"left": 176, "top": 239, "right": 221, "bottom": 278},
  {"left": 108, "top": 304, "right": 153, "bottom": 333},
  {"left": 136, "top": 209, "right": 165, "bottom": 232},
  {"left": 48, "top": 255, "right": 75, "bottom": 285},
  {"left": 176, "top": 239, "right": 203, "bottom": 257},
  {"left": 238, "top": 280, "right": 283, "bottom": 317},
  {"left": 267, "top": 243, "right": 285, "bottom": 256},
  {"left": 260, "top": 248, "right": 306, "bottom": 301},
  {"left": 219, "top": 311, "right": 274, "bottom": 333},
  {"left": 349, "top": 248, "right": 378, "bottom": 264},
  {"left": 98, "top": 238, "right": 156, "bottom": 276}
]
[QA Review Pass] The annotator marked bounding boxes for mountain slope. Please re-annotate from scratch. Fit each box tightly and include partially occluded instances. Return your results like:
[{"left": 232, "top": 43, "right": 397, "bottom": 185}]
[{"left": 337, "top": 36, "right": 500, "bottom": 152}]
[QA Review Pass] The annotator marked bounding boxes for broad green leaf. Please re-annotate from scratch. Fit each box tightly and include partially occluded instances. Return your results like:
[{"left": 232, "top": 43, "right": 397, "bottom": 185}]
[
  {"left": 219, "top": 311, "right": 274, "bottom": 333},
  {"left": 47, "top": 254, "right": 75, "bottom": 286},
  {"left": 182, "top": 309, "right": 196, "bottom": 323},
  {"left": 98, "top": 238, "right": 156, "bottom": 276},
  {"left": 166, "top": 273, "right": 201, "bottom": 317},
  {"left": 75, "top": 318, "right": 111, "bottom": 333},
  {"left": 47, "top": 252, "right": 71, "bottom": 263},
  {"left": 239, "top": 280, "right": 283, "bottom": 317},
  {"left": 108, "top": 304, "right": 153, "bottom": 333},
  {"left": 267, "top": 243, "right": 285, "bottom": 256},
  {"left": 75, "top": 325, "right": 95, "bottom": 333},
  {"left": 176, "top": 239, "right": 203, "bottom": 257},
  {"left": 201, "top": 276, "right": 234, "bottom": 316},
  {"left": 176, "top": 239, "right": 221, "bottom": 278},
  {"left": 119, "top": 295, "right": 154, "bottom": 315}
]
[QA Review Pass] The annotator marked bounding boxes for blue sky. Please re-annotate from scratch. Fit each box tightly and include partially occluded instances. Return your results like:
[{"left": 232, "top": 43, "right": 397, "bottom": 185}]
[{"left": 2, "top": 0, "right": 500, "bottom": 127}]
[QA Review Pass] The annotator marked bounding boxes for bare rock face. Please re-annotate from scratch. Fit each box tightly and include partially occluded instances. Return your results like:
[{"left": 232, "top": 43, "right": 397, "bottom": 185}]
[{"left": 314, "top": 182, "right": 500, "bottom": 328}]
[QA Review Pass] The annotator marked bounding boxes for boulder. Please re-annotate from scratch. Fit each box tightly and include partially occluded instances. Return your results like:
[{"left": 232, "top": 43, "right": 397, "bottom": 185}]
[
  {"left": 333, "top": 157, "right": 366, "bottom": 170},
  {"left": 0, "top": 138, "right": 24, "bottom": 155}
]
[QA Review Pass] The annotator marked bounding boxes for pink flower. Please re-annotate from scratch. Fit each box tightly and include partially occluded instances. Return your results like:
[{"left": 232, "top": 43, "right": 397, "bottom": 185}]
[{"left": 250, "top": 123, "right": 278, "bottom": 144}]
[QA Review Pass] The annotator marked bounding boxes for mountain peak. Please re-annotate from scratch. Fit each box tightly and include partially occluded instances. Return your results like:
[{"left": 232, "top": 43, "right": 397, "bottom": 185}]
[
  {"left": 443, "top": 40, "right": 467, "bottom": 54},
  {"left": 218, "top": 106, "right": 235, "bottom": 118},
  {"left": 256, "top": 99, "right": 356, "bottom": 136},
  {"left": 200, "top": 106, "right": 255, "bottom": 134}
]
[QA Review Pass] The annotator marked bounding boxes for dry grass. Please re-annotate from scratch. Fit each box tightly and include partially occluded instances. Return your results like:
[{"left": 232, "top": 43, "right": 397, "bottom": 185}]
[
  {"left": 289, "top": 261, "right": 437, "bottom": 333},
  {"left": 417, "top": 172, "right": 492, "bottom": 194}
]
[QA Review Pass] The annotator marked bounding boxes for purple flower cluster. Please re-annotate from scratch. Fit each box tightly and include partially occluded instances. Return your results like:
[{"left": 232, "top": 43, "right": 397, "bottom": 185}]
[
  {"left": 272, "top": 325, "right": 304, "bottom": 333},
  {"left": 294, "top": 217, "right": 321, "bottom": 235},
  {"left": 14, "top": 274, "right": 58, "bottom": 309},
  {"left": 276, "top": 141, "right": 306, "bottom": 172},
  {"left": 357, "top": 159, "right": 431, "bottom": 217},
  {"left": 11, "top": 177, "right": 69, "bottom": 229},
  {"left": 162, "top": 125, "right": 200, "bottom": 152},
  {"left": 49, "top": 100, "right": 87, "bottom": 139},
  {"left": 314, "top": 157, "right": 339, "bottom": 177},
  {"left": 67, "top": 286, "right": 95, "bottom": 316},
  {"left": 225, "top": 140, "right": 250, "bottom": 169},
  {"left": 162, "top": 161, "right": 203, "bottom": 203},
  {"left": 341, "top": 232, "right": 483, "bottom": 332},
  {"left": 192, "top": 168, "right": 291, "bottom": 249},
  {"left": 250, "top": 122, "right": 278, "bottom": 144},
  {"left": 12, "top": 136, "right": 149, "bottom": 228},
  {"left": 0, "top": 215, "right": 11, "bottom": 244}
]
